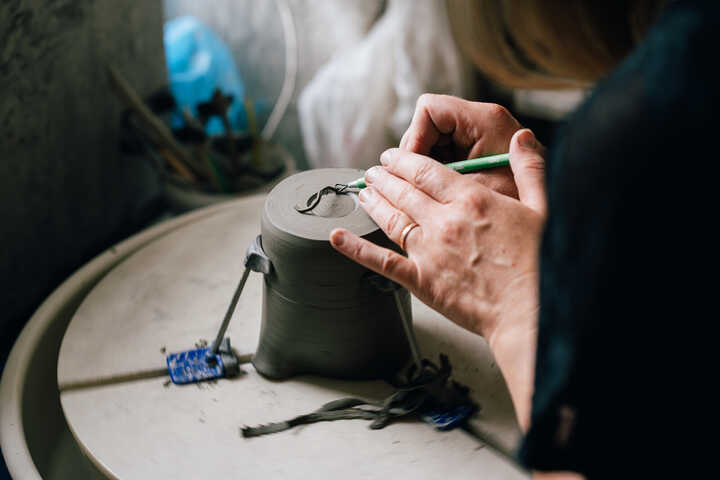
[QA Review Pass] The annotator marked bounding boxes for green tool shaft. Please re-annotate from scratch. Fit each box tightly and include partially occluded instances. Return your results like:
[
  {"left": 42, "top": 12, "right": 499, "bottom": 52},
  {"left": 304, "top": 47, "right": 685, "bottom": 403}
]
[{"left": 346, "top": 152, "right": 510, "bottom": 189}]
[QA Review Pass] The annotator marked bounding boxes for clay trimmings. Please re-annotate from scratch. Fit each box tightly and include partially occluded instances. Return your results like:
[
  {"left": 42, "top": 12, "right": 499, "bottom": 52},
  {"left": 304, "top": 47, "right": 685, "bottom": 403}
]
[
  {"left": 241, "top": 355, "right": 477, "bottom": 437},
  {"left": 294, "top": 185, "right": 357, "bottom": 215},
  {"left": 264, "top": 168, "right": 377, "bottom": 242}
]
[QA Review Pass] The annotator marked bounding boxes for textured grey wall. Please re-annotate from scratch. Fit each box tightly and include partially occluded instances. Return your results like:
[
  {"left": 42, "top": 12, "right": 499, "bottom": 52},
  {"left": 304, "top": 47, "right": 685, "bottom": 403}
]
[{"left": 0, "top": 0, "right": 167, "bottom": 361}]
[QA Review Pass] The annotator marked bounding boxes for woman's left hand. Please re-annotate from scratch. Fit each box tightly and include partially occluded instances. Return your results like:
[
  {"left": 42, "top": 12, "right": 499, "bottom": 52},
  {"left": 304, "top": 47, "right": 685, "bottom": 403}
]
[{"left": 330, "top": 129, "right": 547, "bottom": 342}]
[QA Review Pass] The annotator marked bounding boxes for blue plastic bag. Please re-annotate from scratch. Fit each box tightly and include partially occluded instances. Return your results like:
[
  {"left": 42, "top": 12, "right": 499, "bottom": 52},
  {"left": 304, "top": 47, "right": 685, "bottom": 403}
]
[{"left": 164, "top": 16, "right": 247, "bottom": 135}]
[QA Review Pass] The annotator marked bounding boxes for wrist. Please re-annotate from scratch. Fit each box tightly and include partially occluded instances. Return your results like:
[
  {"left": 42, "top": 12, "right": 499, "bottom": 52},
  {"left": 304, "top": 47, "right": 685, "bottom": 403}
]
[{"left": 486, "top": 272, "right": 540, "bottom": 350}]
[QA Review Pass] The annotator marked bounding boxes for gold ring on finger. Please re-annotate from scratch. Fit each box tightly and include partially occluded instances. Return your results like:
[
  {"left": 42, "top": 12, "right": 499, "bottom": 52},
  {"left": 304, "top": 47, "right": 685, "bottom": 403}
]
[{"left": 399, "top": 222, "right": 420, "bottom": 251}]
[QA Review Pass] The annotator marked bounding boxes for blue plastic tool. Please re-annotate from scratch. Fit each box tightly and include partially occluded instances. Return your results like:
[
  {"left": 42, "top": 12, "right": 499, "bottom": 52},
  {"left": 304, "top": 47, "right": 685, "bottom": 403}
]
[
  {"left": 167, "top": 347, "right": 224, "bottom": 384},
  {"left": 166, "top": 338, "right": 238, "bottom": 385},
  {"left": 421, "top": 405, "right": 475, "bottom": 431}
]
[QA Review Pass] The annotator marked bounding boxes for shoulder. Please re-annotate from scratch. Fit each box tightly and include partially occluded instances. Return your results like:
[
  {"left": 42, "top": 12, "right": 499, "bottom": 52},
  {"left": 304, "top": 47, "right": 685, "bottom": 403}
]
[
  {"left": 551, "top": 0, "right": 719, "bottom": 195},
  {"left": 579, "top": 0, "right": 719, "bottom": 121}
]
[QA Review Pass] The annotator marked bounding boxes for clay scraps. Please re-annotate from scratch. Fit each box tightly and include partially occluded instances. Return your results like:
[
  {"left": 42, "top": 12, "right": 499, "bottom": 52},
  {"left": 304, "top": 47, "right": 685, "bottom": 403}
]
[
  {"left": 240, "top": 354, "right": 477, "bottom": 438},
  {"left": 293, "top": 183, "right": 358, "bottom": 214}
]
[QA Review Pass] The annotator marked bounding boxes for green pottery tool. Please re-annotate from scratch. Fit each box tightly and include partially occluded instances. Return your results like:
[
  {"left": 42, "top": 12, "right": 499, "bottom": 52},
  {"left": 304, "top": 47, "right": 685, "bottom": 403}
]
[
  {"left": 342, "top": 152, "right": 510, "bottom": 190},
  {"left": 295, "top": 153, "right": 510, "bottom": 213}
]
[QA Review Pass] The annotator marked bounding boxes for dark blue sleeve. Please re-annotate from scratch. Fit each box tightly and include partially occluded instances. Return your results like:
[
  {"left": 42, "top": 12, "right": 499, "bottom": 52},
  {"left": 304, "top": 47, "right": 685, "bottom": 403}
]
[{"left": 518, "top": 1, "right": 719, "bottom": 476}]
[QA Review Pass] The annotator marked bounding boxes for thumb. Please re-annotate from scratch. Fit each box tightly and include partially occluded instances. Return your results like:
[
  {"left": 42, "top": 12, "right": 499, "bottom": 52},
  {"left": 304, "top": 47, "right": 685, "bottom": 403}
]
[{"left": 509, "top": 129, "right": 547, "bottom": 215}]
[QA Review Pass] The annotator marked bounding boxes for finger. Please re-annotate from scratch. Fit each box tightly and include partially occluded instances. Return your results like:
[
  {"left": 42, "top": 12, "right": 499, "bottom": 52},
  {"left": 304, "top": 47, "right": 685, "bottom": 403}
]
[
  {"left": 379, "top": 148, "right": 461, "bottom": 203},
  {"left": 400, "top": 94, "right": 522, "bottom": 157},
  {"left": 399, "top": 129, "right": 411, "bottom": 150},
  {"left": 508, "top": 129, "right": 547, "bottom": 214},
  {"left": 464, "top": 104, "right": 521, "bottom": 158},
  {"left": 364, "top": 166, "right": 438, "bottom": 222},
  {"left": 330, "top": 228, "right": 418, "bottom": 288},
  {"left": 357, "top": 186, "right": 423, "bottom": 251},
  {"left": 400, "top": 94, "right": 467, "bottom": 155}
]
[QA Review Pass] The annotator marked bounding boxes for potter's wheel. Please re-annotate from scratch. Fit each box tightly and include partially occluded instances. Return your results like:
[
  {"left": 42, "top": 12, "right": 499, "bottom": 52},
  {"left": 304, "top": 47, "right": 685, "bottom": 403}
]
[{"left": 57, "top": 194, "right": 526, "bottom": 479}]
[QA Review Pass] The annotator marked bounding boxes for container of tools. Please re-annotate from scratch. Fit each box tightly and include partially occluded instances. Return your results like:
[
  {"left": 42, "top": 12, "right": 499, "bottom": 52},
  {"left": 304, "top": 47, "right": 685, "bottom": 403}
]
[
  {"left": 161, "top": 138, "right": 294, "bottom": 212},
  {"left": 110, "top": 66, "right": 294, "bottom": 212}
]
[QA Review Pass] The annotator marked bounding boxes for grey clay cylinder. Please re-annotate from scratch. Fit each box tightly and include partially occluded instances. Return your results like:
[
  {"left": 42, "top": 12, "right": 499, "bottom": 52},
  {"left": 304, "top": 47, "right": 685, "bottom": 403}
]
[{"left": 251, "top": 168, "right": 412, "bottom": 380}]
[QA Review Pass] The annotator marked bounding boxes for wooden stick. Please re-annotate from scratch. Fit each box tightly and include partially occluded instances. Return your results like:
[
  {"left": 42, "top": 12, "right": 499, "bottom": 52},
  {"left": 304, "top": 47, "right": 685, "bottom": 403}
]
[
  {"left": 181, "top": 107, "right": 225, "bottom": 190},
  {"left": 157, "top": 147, "right": 196, "bottom": 182},
  {"left": 107, "top": 65, "right": 204, "bottom": 181}
]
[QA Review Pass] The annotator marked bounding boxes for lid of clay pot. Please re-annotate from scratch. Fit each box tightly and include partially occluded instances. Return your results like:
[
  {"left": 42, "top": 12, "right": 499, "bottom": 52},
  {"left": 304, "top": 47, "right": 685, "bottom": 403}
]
[{"left": 264, "top": 168, "right": 378, "bottom": 242}]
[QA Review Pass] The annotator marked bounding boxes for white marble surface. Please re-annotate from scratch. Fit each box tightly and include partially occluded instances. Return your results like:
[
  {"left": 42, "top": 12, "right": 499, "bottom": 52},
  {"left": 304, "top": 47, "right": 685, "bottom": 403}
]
[{"left": 58, "top": 194, "right": 526, "bottom": 479}]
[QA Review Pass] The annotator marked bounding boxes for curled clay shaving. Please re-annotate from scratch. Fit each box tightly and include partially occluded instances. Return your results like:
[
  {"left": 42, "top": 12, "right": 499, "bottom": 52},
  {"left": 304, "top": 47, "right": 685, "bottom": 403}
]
[{"left": 294, "top": 184, "right": 355, "bottom": 214}]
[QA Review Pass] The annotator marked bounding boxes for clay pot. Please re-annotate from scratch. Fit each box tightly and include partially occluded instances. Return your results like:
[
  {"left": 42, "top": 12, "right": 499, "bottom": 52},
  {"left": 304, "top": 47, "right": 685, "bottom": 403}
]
[{"left": 251, "top": 168, "right": 412, "bottom": 380}]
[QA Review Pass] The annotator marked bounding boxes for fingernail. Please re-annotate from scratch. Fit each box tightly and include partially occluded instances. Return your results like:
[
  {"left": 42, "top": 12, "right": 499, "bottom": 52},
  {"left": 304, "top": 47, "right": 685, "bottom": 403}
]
[
  {"left": 517, "top": 129, "right": 536, "bottom": 149},
  {"left": 365, "top": 166, "right": 380, "bottom": 184},
  {"left": 380, "top": 149, "right": 395, "bottom": 166},
  {"left": 331, "top": 229, "right": 345, "bottom": 247},
  {"left": 359, "top": 187, "right": 374, "bottom": 202}
]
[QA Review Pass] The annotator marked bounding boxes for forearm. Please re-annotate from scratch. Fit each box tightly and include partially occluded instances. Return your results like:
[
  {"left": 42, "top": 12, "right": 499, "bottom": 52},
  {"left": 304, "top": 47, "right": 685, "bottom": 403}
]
[
  {"left": 489, "top": 320, "right": 537, "bottom": 431},
  {"left": 484, "top": 280, "right": 584, "bottom": 479},
  {"left": 484, "top": 275, "right": 539, "bottom": 432}
]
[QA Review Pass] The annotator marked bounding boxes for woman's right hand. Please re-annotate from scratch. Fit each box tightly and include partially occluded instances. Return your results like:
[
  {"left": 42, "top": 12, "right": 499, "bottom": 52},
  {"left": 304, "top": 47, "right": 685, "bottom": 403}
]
[{"left": 400, "top": 94, "right": 528, "bottom": 198}]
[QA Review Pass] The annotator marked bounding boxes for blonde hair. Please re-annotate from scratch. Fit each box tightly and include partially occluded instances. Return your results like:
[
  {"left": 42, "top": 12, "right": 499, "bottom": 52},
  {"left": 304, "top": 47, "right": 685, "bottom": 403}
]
[{"left": 447, "top": 0, "right": 665, "bottom": 89}]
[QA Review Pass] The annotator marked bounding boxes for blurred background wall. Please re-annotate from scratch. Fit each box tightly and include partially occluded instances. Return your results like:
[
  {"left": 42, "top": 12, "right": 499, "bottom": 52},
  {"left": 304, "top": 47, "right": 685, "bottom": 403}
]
[
  {"left": 163, "top": 0, "right": 386, "bottom": 171},
  {"left": 161, "top": 0, "right": 578, "bottom": 172},
  {"left": 0, "top": 0, "right": 166, "bottom": 369}
]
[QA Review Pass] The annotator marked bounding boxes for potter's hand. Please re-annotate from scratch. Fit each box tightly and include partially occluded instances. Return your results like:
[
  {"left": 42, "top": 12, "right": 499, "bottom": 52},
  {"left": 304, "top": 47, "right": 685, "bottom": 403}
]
[
  {"left": 400, "top": 94, "right": 526, "bottom": 199},
  {"left": 330, "top": 129, "right": 546, "bottom": 341},
  {"left": 331, "top": 129, "right": 546, "bottom": 429}
]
